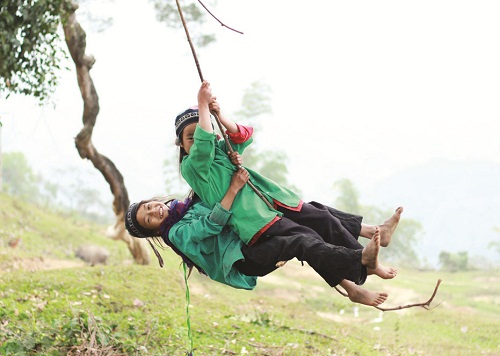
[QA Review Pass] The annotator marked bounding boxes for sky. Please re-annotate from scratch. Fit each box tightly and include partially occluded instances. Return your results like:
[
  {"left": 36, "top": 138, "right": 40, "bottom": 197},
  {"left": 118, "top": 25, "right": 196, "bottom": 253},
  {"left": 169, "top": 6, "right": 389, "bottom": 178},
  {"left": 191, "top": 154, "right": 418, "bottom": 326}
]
[{"left": 2, "top": 0, "right": 500, "bottom": 213}]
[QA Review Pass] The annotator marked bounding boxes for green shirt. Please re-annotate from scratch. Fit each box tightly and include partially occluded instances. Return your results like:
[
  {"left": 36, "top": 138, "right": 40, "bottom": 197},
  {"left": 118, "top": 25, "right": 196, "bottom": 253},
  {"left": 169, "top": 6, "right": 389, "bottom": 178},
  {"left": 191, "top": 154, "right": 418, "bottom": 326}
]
[
  {"left": 180, "top": 125, "right": 301, "bottom": 244},
  {"left": 169, "top": 200, "right": 257, "bottom": 290}
]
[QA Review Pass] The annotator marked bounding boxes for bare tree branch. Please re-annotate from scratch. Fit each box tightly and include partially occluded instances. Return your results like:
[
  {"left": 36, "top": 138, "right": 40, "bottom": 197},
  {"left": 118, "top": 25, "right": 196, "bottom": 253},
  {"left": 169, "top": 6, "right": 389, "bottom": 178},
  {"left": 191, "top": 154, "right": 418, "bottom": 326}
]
[
  {"left": 375, "top": 279, "right": 443, "bottom": 311},
  {"left": 335, "top": 279, "right": 443, "bottom": 311},
  {"left": 196, "top": 0, "right": 244, "bottom": 34}
]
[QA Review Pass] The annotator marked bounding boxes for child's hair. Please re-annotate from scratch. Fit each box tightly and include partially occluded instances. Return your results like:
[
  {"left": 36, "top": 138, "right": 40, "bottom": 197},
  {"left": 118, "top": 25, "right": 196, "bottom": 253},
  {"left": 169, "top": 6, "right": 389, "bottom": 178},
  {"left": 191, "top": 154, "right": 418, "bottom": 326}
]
[
  {"left": 178, "top": 142, "right": 189, "bottom": 166},
  {"left": 174, "top": 106, "right": 199, "bottom": 166}
]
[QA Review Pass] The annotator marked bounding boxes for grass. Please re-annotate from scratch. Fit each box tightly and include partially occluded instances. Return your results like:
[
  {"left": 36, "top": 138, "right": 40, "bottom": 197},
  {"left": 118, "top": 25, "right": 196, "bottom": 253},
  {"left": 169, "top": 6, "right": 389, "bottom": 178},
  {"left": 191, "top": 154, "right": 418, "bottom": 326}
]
[{"left": 1, "top": 192, "right": 499, "bottom": 355}]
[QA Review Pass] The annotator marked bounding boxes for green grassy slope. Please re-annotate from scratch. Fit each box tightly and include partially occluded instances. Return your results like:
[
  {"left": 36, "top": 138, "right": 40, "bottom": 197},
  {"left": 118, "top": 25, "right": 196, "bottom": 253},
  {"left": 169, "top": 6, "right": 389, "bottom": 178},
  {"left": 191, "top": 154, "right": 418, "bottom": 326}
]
[{"left": 1, "top": 193, "right": 499, "bottom": 355}]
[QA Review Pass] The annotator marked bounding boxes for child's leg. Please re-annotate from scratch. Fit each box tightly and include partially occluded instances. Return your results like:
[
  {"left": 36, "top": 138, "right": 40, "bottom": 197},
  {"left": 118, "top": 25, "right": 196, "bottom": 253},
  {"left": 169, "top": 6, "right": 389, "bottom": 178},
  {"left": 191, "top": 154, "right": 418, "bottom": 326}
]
[
  {"left": 359, "top": 207, "right": 403, "bottom": 247},
  {"left": 307, "top": 201, "right": 363, "bottom": 238},
  {"left": 236, "top": 218, "right": 381, "bottom": 287},
  {"left": 367, "top": 265, "right": 397, "bottom": 279},
  {"left": 339, "top": 279, "right": 388, "bottom": 307}
]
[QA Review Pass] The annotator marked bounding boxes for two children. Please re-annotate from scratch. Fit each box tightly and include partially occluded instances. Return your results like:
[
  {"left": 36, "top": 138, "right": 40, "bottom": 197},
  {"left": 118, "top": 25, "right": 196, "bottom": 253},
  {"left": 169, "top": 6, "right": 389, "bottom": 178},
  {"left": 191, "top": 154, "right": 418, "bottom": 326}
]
[
  {"left": 125, "top": 80, "right": 403, "bottom": 307},
  {"left": 125, "top": 173, "right": 391, "bottom": 306}
]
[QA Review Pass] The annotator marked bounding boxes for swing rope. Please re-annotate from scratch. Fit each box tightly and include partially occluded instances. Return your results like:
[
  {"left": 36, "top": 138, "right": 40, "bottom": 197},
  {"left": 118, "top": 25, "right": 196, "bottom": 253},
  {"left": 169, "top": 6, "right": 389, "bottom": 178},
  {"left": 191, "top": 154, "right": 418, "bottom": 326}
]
[
  {"left": 183, "top": 262, "right": 194, "bottom": 356},
  {"left": 175, "top": 0, "right": 274, "bottom": 210}
]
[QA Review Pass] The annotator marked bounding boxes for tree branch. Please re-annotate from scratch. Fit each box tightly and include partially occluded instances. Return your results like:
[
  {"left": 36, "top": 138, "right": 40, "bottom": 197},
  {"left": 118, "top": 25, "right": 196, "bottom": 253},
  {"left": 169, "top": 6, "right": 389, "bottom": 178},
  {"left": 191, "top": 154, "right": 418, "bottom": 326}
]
[
  {"left": 375, "top": 279, "right": 443, "bottom": 311},
  {"left": 196, "top": 0, "right": 244, "bottom": 34},
  {"left": 336, "top": 279, "right": 443, "bottom": 312}
]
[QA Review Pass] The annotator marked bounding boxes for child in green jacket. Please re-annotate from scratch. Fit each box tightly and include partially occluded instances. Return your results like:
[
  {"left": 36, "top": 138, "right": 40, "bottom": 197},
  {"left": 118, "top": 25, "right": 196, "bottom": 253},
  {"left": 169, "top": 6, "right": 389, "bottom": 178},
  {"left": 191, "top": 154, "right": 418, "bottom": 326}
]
[{"left": 175, "top": 80, "right": 402, "bottom": 277}]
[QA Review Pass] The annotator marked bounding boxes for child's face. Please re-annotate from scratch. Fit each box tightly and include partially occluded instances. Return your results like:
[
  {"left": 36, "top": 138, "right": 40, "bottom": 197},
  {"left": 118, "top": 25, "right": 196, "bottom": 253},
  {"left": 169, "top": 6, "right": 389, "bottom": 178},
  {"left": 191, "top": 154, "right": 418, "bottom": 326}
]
[
  {"left": 136, "top": 201, "right": 169, "bottom": 232},
  {"left": 180, "top": 123, "right": 197, "bottom": 154}
]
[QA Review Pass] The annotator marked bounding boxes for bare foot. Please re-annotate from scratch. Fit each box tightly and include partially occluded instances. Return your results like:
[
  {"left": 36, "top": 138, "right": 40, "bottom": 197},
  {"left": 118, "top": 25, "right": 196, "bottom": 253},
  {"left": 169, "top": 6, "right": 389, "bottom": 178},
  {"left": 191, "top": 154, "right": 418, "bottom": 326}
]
[
  {"left": 379, "top": 206, "right": 403, "bottom": 247},
  {"left": 340, "top": 280, "right": 388, "bottom": 307},
  {"left": 361, "top": 227, "right": 380, "bottom": 269},
  {"left": 368, "top": 264, "right": 398, "bottom": 279}
]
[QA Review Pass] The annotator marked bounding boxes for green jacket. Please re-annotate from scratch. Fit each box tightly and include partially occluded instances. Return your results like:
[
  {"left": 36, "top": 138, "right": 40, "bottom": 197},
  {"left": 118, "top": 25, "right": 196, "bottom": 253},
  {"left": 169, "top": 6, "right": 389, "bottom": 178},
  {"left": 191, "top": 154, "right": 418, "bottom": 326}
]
[
  {"left": 169, "top": 200, "right": 257, "bottom": 290},
  {"left": 180, "top": 125, "right": 301, "bottom": 244}
]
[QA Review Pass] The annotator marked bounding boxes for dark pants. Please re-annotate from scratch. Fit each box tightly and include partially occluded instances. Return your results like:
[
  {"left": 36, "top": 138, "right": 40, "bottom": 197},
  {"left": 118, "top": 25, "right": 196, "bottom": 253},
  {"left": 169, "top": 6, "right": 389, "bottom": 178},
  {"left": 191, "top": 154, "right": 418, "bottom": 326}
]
[
  {"left": 235, "top": 202, "right": 367, "bottom": 287},
  {"left": 279, "top": 201, "right": 364, "bottom": 250}
]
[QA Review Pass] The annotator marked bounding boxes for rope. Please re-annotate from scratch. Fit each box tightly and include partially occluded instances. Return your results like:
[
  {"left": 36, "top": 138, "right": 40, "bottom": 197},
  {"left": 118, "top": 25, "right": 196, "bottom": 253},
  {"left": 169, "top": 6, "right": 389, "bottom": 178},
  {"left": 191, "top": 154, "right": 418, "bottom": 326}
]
[
  {"left": 183, "top": 262, "right": 194, "bottom": 355},
  {"left": 175, "top": 0, "right": 274, "bottom": 210}
]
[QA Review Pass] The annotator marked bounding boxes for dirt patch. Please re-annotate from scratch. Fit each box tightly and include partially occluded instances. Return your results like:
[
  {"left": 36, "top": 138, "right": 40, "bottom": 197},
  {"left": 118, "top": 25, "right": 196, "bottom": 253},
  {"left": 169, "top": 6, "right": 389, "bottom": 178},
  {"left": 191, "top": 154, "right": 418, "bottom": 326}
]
[
  {"left": 258, "top": 260, "right": 427, "bottom": 315},
  {"left": 474, "top": 275, "right": 500, "bottom": 282},
  {"left": 2, "top": 256, "right": 85, "bottom": 273},
  {"left": 258, "top": 260, "right": 328, "bottom": 302}
]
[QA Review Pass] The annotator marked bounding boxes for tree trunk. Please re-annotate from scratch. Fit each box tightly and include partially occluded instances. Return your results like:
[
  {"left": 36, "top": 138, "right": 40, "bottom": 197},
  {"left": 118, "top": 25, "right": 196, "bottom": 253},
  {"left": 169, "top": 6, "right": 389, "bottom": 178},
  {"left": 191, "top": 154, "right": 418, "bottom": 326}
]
[
  {"left": 62, "top": 2, "right": 150, "bottom": 264},
  {"left": 0, "top": 120, "right": 3, "bottom": 192}
]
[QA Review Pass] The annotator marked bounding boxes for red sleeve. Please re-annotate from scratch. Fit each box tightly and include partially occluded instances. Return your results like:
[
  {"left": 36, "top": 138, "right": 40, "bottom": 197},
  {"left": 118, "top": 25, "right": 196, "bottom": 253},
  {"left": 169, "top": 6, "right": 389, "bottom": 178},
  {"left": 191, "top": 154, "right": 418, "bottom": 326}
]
[{"left": 226, "top": 124, "right": 253, "bottom": 144}]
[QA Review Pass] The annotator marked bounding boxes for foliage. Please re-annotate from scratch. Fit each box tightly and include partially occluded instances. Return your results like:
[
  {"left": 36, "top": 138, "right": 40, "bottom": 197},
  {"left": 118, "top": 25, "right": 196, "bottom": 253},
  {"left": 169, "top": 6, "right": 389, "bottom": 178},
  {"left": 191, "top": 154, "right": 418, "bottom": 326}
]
[
  {"left": 439, "top": 251, "right": 469, "bottom": 272},
  {"left": 332, "top": 178, "right": 421, "bottom": 266},
  {"left": 237, "top": 80, "right": 302, "bottom": 194},
  {"left": 151, "top": 0, "right": 216, "bottom": 48},
  {"left": 1, "top": 151, "right": 41, "bottom": 200},
  {"left": 1, "top": 151, "right": 112, "bottom": 223},
  {"left": 234, "top": 80, "right": 273, "bottom": 124},
  {"left": 489, "top": 228, "right": 500, "bottom": 256},
  {"left": 0, "top": 0, "right": 69, "bottom": 102},
  {"left": 333, "top": 179, "right": 361, "bottom": 213}
]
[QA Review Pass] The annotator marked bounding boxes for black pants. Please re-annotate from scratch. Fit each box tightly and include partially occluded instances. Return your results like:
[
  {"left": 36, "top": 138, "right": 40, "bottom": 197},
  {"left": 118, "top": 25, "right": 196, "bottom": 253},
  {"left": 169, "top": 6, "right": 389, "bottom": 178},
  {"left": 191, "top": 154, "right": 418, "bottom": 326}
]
[
  {"left": 279, "top": 201, "right": 364, "bottom": 250},
  {"left": 235, "top": 202, "right": 367, "bottom": 287}
]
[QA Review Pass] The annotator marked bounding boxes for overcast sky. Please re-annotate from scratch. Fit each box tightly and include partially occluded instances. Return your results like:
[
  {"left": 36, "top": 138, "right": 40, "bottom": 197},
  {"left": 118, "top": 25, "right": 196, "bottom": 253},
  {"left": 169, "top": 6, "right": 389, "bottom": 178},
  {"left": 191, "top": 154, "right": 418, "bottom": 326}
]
[{"left": 2, "top": 0, "right": 500, "bottom": 210}]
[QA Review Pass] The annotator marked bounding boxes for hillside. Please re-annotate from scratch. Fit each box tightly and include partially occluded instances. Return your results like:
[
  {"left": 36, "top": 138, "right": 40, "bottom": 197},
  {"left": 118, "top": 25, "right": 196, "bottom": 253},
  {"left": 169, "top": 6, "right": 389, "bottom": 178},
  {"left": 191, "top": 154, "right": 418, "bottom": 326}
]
[
  {"left": 0, "top": 192, "right": 133, "bottom": 271},
  {"left": 365, "top": 160, "right": 500, "bottom": 267},
  {"left": 1, "top": 192, "right": 499, "bottom": 355}
]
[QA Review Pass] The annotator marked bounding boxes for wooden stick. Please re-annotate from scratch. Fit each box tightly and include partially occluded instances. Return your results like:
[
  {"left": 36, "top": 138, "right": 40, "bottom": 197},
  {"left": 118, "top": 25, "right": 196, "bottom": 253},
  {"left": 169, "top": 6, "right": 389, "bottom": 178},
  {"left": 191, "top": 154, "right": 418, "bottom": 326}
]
[
  {"left": 175, "top": 0, "right": 204, "bottom": 82},
  {"left": 175, "top": 0, "right": 274, "bottom": 210},
  {"left": 196, "top": 0, "right": 244, "bottom": 34},
  {"left": 335, "top": 279, "right": 443, "bottom": 312},
  {"left": 375, "top": 279, "right": 443, "bottom": 311}
]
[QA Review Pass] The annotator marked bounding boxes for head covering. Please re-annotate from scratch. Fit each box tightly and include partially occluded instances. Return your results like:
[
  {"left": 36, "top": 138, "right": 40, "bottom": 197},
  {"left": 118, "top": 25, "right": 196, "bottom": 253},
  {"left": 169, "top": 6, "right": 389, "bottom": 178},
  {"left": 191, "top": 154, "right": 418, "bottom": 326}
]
[
  {"left": 124, "top": 202, "right": 151, "bottom": 238},
  {"left": 175, "top": 106, "right": 199, "bottom": 139},
  {"left": 158, "top": 198, "right": 192, "bottom": 239}
]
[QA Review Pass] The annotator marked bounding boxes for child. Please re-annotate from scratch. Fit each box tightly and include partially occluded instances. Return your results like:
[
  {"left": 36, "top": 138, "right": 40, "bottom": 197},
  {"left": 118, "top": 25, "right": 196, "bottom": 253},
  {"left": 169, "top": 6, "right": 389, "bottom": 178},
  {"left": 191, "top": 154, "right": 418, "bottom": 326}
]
[
  {"left": 125, "top": 168, "right": 389, "bottom": 306},
  {"left": 175, "top": 81, "right": 402, "bottom": 280}
]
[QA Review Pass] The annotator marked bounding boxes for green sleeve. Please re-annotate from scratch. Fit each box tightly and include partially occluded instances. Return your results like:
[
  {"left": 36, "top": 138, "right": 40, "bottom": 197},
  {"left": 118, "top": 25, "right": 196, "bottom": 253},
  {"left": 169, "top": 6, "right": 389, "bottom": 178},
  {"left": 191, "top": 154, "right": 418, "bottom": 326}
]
[
  {"left": 184, "top": 124, "right": 217, "bottom": 180},
  {"left": 209, "top": 203, "right": 232, "bottom": 226}
]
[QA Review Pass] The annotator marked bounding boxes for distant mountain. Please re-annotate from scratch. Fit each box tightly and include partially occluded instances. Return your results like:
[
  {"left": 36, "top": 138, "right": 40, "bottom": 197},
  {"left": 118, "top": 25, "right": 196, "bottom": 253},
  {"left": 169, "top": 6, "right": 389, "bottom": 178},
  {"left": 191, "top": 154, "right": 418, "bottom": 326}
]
[{"left": 364, "top": 159, "right": 500, "bottom": 268}]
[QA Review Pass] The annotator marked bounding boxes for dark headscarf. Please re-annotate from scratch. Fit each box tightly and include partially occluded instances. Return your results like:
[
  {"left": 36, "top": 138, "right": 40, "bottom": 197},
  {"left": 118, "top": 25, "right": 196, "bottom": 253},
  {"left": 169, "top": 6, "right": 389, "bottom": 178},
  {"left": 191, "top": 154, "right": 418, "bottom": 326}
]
[{"left": 124, "top": 202, "right": 152, "bottom": 238}]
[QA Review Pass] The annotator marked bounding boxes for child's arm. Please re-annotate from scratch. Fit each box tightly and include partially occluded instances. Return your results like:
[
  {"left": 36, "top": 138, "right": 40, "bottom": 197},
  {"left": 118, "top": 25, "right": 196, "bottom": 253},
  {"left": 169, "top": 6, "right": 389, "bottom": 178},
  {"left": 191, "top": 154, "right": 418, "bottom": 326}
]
[
  {"left": 197, "top": 80, "right": 215, "bottom": 133},
  {"left": 209, "top": 94, "right": 239, "bottom": 134},
  {"left": 220, "top": 167, "right": 249, "bottom": 210},
  {"left": 171, "top": 168, "right": 249, "bottom": 243}
]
